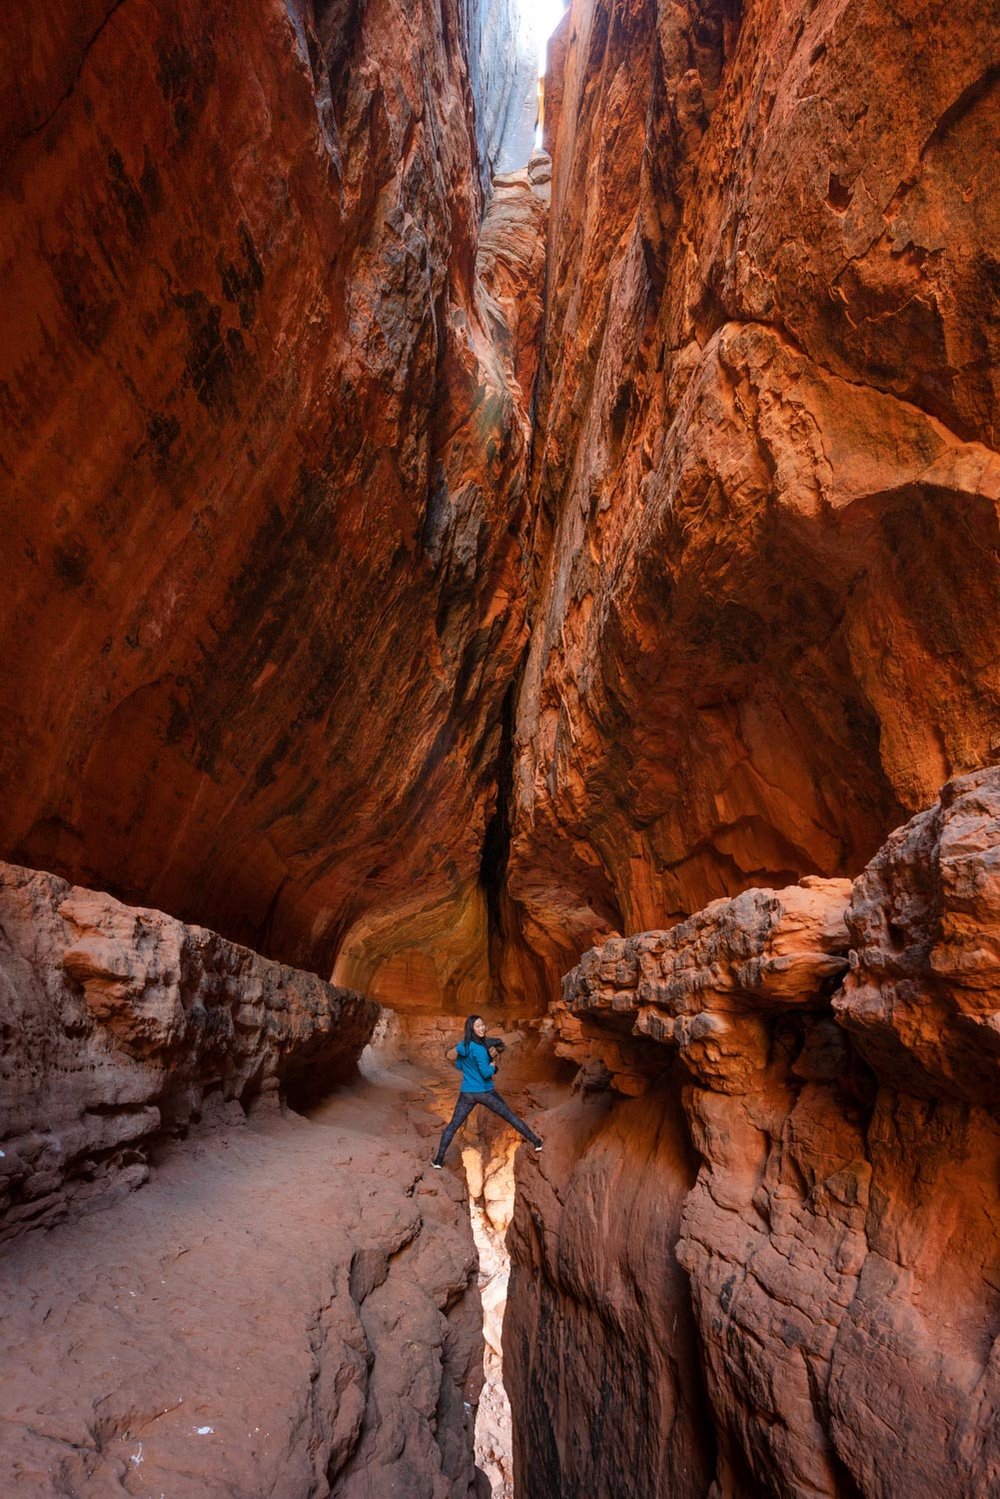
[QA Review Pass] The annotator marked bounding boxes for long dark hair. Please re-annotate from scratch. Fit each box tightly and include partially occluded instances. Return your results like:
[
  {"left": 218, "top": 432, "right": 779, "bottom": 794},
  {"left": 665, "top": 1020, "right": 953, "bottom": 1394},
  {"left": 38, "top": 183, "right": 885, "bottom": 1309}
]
[{"left": 462, "top": 1014, "right": 483, "bottom": 1048}]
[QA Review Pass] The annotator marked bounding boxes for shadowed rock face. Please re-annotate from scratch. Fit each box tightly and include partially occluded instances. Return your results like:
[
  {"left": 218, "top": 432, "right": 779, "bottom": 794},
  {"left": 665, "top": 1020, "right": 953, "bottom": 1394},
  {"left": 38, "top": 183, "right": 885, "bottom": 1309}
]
[
  {"left": 507, "top": 768, "right": 1000, "bottom": 1498},
  {"left": 331, "top": 157, "right": 549, "bottom": 1012},
  {"left": 0, "top": 0, "right": 545, "bottom": 989},
  {"left": 501, "top": 0, "right": 1000, "bottom": 1005}
]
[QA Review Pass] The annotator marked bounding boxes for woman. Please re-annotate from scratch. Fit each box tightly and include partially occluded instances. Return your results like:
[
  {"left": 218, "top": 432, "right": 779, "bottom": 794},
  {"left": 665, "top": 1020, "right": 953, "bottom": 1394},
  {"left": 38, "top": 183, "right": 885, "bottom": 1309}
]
[{"left": 431, "top": 1014, "right": 543, "bottom": 1167}]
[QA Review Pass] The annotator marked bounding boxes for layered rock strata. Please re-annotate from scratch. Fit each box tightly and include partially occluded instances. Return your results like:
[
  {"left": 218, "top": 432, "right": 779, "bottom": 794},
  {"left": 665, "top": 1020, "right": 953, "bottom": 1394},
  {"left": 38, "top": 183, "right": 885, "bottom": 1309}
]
[
  {"left": 0, "top": 0, "right": 545, "bottom": 995},
  {"left": 507, "top": 768, "right": 1000, "bottom": 1497},
  {"left": 0, "top": 861, "right": 376, "bottom": 1240},
  {"left": 502, "top": 0, "right": 1000, "bottom": 1004}
]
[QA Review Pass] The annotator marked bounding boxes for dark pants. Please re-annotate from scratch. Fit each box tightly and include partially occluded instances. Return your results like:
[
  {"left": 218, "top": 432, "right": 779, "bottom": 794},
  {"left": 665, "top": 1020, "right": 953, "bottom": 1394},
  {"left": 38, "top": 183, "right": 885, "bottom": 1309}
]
[{"left": 433, "top": 1089, "right": 541, "bottom": 1164}]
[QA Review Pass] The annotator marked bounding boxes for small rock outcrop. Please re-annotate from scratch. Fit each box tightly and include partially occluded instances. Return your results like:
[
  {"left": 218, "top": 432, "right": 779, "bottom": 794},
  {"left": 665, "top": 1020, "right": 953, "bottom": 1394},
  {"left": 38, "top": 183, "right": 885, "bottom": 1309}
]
[
  {"left": 507, "top": 769, "right": 1000, "bottom": 1497},
  {"left": 0, "top": 861, "right": 377, "bottom": 1239},
  {"left": 837, "top": 765, "right": 1000, "bottom": 1104}
]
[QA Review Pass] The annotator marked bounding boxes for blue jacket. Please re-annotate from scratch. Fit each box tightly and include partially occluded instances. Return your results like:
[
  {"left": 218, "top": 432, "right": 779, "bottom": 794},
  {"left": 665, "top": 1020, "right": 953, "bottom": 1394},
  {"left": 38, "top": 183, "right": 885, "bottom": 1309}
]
[{"left": 455, "top": 1039, "right": 496, "bottom": 1093}]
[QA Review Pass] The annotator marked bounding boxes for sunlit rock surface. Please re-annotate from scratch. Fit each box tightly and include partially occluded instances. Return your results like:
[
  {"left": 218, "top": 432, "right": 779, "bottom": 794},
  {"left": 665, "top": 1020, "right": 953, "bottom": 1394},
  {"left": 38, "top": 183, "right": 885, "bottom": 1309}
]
[{"left": 469, "top": 0, "right": 542, "bottom": 181}]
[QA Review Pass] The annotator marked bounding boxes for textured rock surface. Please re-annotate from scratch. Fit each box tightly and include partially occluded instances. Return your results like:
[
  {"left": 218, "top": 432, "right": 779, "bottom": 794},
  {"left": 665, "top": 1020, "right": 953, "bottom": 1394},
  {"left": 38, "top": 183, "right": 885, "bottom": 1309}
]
[
  {"left": 0, "top": 1051, "right": 489, "bottom": 1497},
  {"left": 561, "top": 875, "right": 851, "bottom": 1092},
  {"left": 0, "top": 0, "right": 545, "bottom": 993},
  {"left": 507, "top": 770, "right": 1000, "bottom": 1498},
  {"left": 3, "top": 0, "right": 1000, "bottom": 1492},
  {"left": 502, "top": 0, "right": 1000, "bottom": 1005},
  {"left": 837, "top": 764, "right": 1000, "bottom": 1102},
  {"left": 329, "top": 154, "right": 550, "bottom": 1014},
  {"left": 0, "top": 861, "right": 376, "bottom": 1239},
  {"left": 506, "top": 1079, "right": 716, "bottom": 1499}
]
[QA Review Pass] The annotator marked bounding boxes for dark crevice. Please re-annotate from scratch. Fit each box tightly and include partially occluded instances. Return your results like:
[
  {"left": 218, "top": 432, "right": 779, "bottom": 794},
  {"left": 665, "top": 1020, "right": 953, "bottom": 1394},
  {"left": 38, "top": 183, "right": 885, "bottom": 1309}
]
[{"left": 480, "top": 665, "right": 522, "bottom": 985}]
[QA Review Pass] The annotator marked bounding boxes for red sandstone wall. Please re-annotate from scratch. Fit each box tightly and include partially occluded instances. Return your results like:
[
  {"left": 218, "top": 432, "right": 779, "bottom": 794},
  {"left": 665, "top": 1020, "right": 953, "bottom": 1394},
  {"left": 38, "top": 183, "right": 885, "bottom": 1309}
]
[
  {"left": 2, "top": 2, "right": 999, "bottom": 1493},
  {"left": 0, "top": 0, "right": 543, "bottom": 993},
  {"left": 501, "top": 0, "right": 1000, "bottom": 1007},
  {"left": 507, "top": 768, "right": 1000, "bottom": 1497}
]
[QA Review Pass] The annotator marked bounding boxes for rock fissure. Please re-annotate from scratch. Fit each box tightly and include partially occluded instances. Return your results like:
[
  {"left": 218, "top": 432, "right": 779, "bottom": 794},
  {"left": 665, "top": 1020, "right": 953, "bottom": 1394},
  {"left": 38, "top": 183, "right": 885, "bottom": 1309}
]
[
  {"left": 463, "top": 1140, "right": 517, "bottom": 1499},
  {"left": 3, "top": 0, "right": 132, "bottom": 163}
]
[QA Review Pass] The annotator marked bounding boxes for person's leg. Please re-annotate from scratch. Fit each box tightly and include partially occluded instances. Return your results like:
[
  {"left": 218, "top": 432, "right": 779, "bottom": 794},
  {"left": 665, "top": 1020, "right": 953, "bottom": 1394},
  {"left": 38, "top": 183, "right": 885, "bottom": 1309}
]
[
  {"left": 477, "top": 1090, "right": 542, "bottom": 1148},
  {"left": 432, "top": 1092, "right": 479, "bottom": 1165}
]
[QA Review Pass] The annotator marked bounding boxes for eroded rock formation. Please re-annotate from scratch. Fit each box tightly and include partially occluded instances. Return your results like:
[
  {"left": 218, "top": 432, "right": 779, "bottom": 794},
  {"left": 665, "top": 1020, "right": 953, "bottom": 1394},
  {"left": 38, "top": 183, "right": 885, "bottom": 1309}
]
[
  {"left": 501, "top": 0, "right": 1000, "bottom": 1004},
  {"left": 508, "top": 768, "right": 1000, "bottom": 1497},
  {"left": 0, "top": 0, "right": 545, "bottom": 1000},
  {"left": 0, "top": 861, "right": 376, "bottom": 1238},
  {"left": 2, "top": 0, "right": 999, "bottom": 1494}
]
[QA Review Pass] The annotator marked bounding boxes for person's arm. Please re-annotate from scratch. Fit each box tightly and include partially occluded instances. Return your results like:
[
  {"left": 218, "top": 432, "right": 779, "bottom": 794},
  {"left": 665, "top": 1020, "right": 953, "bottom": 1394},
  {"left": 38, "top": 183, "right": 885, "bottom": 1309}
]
[{"left": 472, "top": 1041, "right": 496, "bottom": 1084}]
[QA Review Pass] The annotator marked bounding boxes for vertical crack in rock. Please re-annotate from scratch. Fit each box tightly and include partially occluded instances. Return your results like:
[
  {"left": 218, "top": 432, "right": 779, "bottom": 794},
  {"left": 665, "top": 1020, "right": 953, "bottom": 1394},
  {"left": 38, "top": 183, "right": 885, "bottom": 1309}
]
[
  {"left": 462, "top": 1139, "right": 518, "bottom": 1498},
  {"left": 480, "top": 673, "right": 519, "bottom": 1005},
  {"left": 368, "top": 1010, "right": 545, "bottom": 1497}
]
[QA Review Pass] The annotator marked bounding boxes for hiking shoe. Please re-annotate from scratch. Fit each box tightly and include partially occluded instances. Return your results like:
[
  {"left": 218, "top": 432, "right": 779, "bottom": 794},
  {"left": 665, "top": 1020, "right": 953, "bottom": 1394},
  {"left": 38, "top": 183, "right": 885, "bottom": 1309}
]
[
  {"left": 533, "top": 1141, "right": 543, "bottom": 1152},
  {"left": 430, "top": 1160, "right": 443, "bottom": 1170}
]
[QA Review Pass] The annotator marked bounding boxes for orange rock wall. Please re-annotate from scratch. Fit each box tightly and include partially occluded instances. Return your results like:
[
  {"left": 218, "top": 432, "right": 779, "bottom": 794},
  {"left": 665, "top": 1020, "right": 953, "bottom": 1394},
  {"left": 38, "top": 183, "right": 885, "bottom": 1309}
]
[
  {"left": 0, "top": 0, "right": 543, "bottom": 995},
  {"left": 2, "top": 1, "right": 1000, "bottom": 1492},
  {"left": 501, "top": 0, "right": 1000, "bottom": 1006}
]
